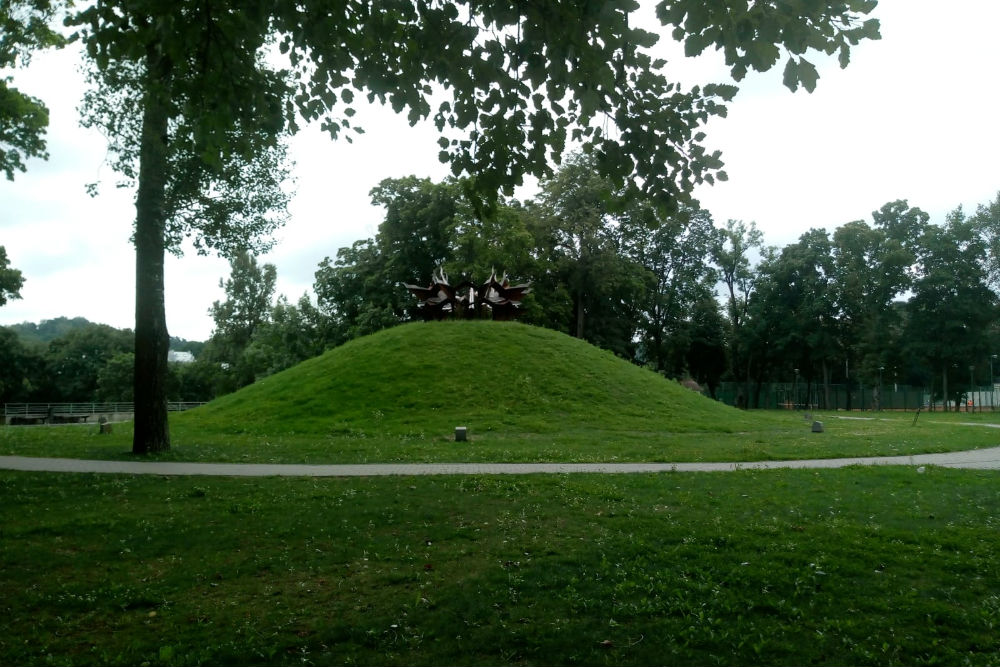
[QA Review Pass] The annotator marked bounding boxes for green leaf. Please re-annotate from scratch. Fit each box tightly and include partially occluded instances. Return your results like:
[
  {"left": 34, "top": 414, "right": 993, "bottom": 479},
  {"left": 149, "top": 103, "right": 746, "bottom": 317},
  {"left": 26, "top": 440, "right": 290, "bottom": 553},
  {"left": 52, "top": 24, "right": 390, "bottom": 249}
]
[
  {"left": 747, "top": 41, "right": 780, "bottom": 72},
  {"left": 838, "top": 44, "right": 850, "bottom": 69},
  {"left": 797, "top": 57, "right": 819, "bottom": 93},
  {"left": 782, "top": 57, "right": 799, "bottom": 92},
  {"left": 862, "top": 18, "right": 882, "bottom": 40}
]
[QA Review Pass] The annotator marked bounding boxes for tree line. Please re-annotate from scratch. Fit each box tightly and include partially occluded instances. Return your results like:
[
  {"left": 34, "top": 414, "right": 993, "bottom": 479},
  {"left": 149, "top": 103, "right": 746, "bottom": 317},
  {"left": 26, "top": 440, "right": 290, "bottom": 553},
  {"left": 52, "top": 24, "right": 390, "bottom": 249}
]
[
  {"left": 183, "top": 155, "right": 1000, "bottom": 412},
  {"left": 5, "top": 150, "right": 999, "bottom": 412},
  {"left": 0, "top": 317, "right": 207, "bottom": 404}
]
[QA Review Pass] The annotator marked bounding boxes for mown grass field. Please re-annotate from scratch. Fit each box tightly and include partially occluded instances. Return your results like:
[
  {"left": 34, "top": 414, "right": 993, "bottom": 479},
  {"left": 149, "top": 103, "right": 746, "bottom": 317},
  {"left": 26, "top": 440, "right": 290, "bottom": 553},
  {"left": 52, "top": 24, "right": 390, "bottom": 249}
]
[
  {"left": 2, "top": 321, "right": 999, "bottom": 665},
  {"left": 2, "top": 409, "right": 999, "bottom": 463},
  {"left": 2, "top": 467, "right": 999, "bottom": 666}
]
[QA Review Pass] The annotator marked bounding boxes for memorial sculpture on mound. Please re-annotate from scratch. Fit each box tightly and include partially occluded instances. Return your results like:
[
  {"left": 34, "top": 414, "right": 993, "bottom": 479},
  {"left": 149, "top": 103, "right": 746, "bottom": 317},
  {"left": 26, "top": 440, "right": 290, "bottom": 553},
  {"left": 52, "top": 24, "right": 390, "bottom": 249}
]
[{"left": 404, "top": 269, "right": 531, "bottom": 321}]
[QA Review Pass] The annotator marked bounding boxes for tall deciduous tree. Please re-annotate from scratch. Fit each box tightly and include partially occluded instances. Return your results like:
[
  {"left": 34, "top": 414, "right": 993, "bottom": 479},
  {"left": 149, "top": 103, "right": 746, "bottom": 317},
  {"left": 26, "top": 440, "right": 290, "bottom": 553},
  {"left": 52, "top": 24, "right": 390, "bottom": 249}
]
[
  {"left": 447, "top": 200, "right": 537, "bottom": 301},
  {"left": 314, "top": 238, "right": 402, "bottom": 347},
  {"left": 905, "top": 207, "right": 997, "bottom": 410},
  {"left": 529, "top": 152, "right": 638, "bottom": 344},
  {"left": 26, "top": 0, "right": 879, "bottom": 451},
  {"left": 747, "top": 229, "right": 837, "bottom": 407},
  {"left": 972, "top": 192, "right": 1000, "bottom": 293},
  {"left": 314, "top": 177, "right": 464, "bottom": 344},
  {"left": 207, "top": 252, "right": 278, "bottom": 390},
  {"left": 633, "top": 204, "right": 718, "bottom": 376},
  {"left": 244, "top": 294, "right": 327, "bottom": 380},
  {"left": 370, "top": 176, "right": 459, "bottom": 296},
  {"left": 831, "top": 202, "right": 921, "bottom": 399},
  {"left": 74, "top": 7, "right": 292, "bottom": 452},
  {"left": 711, "top": 219, "right": 763, "bottom": 406},
  {"left": 686, "top": 293, "right": 728, "bottom": 397}
]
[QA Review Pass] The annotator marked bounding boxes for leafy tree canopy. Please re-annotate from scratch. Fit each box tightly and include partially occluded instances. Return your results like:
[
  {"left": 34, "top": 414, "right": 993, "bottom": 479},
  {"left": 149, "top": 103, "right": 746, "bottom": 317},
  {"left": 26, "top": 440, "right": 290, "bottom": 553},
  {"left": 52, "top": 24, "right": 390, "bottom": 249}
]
[
  {"left": 41, "top": 322, "right": 134, "bottom": 401},
  {"left": 8, "top": 315, "right": 121, "bottom": 344},
  {"left": 905, "top": 207, "right": 997, "bottom": 408},
  {"left": 204, "top": 252, "right": 278, "bottom": 391},
  {"left": 0, "top": 0, "right": 66, "bottom": 180},
  {"left": 0, "top": 245, "right": 25, "bottom": 306},
  {"left": 67, "top": 0, "right": 881, "bottom": 213}
]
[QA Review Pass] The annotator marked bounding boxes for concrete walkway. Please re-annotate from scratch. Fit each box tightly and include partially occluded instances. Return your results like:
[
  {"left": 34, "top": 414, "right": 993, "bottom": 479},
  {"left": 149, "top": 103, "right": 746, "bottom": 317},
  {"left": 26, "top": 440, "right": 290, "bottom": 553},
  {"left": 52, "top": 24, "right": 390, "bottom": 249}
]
[{"left": 3, "top": 446, "right": 1000, "bottom": 477}]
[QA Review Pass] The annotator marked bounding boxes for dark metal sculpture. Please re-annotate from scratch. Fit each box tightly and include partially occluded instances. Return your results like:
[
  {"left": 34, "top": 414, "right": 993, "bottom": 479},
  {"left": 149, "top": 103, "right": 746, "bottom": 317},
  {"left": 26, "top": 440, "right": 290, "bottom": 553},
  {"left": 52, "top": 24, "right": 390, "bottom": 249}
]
[{"left": 404, "top": 269, "right": 531, "bottom": 321}]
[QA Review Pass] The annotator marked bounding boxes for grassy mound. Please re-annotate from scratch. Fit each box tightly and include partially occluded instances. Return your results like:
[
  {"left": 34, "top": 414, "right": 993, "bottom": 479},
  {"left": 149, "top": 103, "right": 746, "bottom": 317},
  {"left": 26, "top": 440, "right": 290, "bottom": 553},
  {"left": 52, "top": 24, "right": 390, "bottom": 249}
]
[
  {"left": 184, "top": 321, "right": 756, "bottom": 438},
  {"left": 7, "top": 321, "right": 999, "bottom": 463}
]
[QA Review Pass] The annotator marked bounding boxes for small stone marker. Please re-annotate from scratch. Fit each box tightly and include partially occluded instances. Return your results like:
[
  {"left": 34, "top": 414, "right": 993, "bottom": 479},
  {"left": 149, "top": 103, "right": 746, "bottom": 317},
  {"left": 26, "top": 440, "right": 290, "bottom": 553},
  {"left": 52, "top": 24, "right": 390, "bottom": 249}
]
[
  {"left": 811, "top": 421, "right": 824, "bottom": 433},
  {"left": 455, "top": 426, "right": 468, "bottom": 442},
  {"left": 98, "top": 416, "right": 112, "bottom": 435}
]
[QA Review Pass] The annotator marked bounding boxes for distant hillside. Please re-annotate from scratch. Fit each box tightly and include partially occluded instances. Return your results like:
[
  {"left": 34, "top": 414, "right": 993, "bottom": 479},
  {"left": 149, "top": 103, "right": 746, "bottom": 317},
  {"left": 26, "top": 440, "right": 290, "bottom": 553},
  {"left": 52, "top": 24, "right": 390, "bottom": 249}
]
[
  {"left": 7, "top": 317, "right": 204, "bottom": 353},
  {"left": 7, "top": 317, "right": 97, "bottom": 344},
  {"left": 183, "top": 320, "right": 758, "bottom": 438}
]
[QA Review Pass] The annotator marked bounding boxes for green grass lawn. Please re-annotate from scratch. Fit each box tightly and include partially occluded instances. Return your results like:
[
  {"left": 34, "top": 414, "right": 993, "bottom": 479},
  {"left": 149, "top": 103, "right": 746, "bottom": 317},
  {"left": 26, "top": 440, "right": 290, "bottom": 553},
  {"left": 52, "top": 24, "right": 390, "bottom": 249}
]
[
  {"left": 3, "top": 409, "right": 999, "bottom": 464},
  {"left": 3, "top": 321, "right": 999, "bottom": 665},
  {"left": 2, "top": 466, "right": 999, "bottom": 666}
]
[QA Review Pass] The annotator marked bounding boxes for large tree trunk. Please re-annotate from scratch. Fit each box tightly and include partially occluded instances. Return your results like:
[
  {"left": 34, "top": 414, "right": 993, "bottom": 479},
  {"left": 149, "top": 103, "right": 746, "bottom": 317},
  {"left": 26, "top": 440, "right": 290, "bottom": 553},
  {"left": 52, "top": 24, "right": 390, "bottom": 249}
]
[
  {"left": 651, "top": 320, "right": 664, "bottom": 372},
  {"left": 941, "top": 366, "right": 949, "bottom": 413},
  {"left": 132, "top": 47, "right": 172, "bottom": 454},
  {"left": 743, "top": 350, "right": 753, "bottom": 409},
  {"left": 575, "top": 289, "right": 585, "bottom": 339},
  {"left": 822, "top": 359, "right": 831, "bottom": 410}
]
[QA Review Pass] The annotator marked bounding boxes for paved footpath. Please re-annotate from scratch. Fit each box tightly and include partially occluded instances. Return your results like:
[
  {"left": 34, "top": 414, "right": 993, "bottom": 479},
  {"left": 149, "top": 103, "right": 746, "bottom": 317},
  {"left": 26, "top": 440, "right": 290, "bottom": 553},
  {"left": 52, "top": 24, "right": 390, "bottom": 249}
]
[{"left": 3, "top": 446, "right": 1000, "bottom": 477}]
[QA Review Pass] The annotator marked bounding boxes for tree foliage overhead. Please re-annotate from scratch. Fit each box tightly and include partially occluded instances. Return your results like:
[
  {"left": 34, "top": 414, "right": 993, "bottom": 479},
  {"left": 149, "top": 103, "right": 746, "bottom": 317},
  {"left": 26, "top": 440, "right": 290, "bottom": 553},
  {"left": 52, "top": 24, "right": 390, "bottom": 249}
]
[
  {"left": 276, "top": 0, "right": 738, "bottom": 208},
  {"left": 659, "top": 0, "right": 880, "bottom": 91},
  {"left": 69, "top": 0, "right": 881, "bottom": 213}
]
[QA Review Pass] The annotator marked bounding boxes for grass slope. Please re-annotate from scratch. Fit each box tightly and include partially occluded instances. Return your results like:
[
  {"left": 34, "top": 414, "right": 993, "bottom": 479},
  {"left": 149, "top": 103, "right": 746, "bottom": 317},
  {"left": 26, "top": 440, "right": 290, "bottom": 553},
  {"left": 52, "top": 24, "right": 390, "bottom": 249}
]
[{"left": 186, "top": 321, "right": 755, "bottom": 438}]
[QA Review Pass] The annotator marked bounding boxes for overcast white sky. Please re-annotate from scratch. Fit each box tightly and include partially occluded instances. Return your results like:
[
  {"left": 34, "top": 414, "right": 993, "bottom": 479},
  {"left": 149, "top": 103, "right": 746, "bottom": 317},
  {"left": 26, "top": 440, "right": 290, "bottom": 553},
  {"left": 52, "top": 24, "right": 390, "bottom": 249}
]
[{"left": 2, "top": 0, "right": 999, "bottom": 341}]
